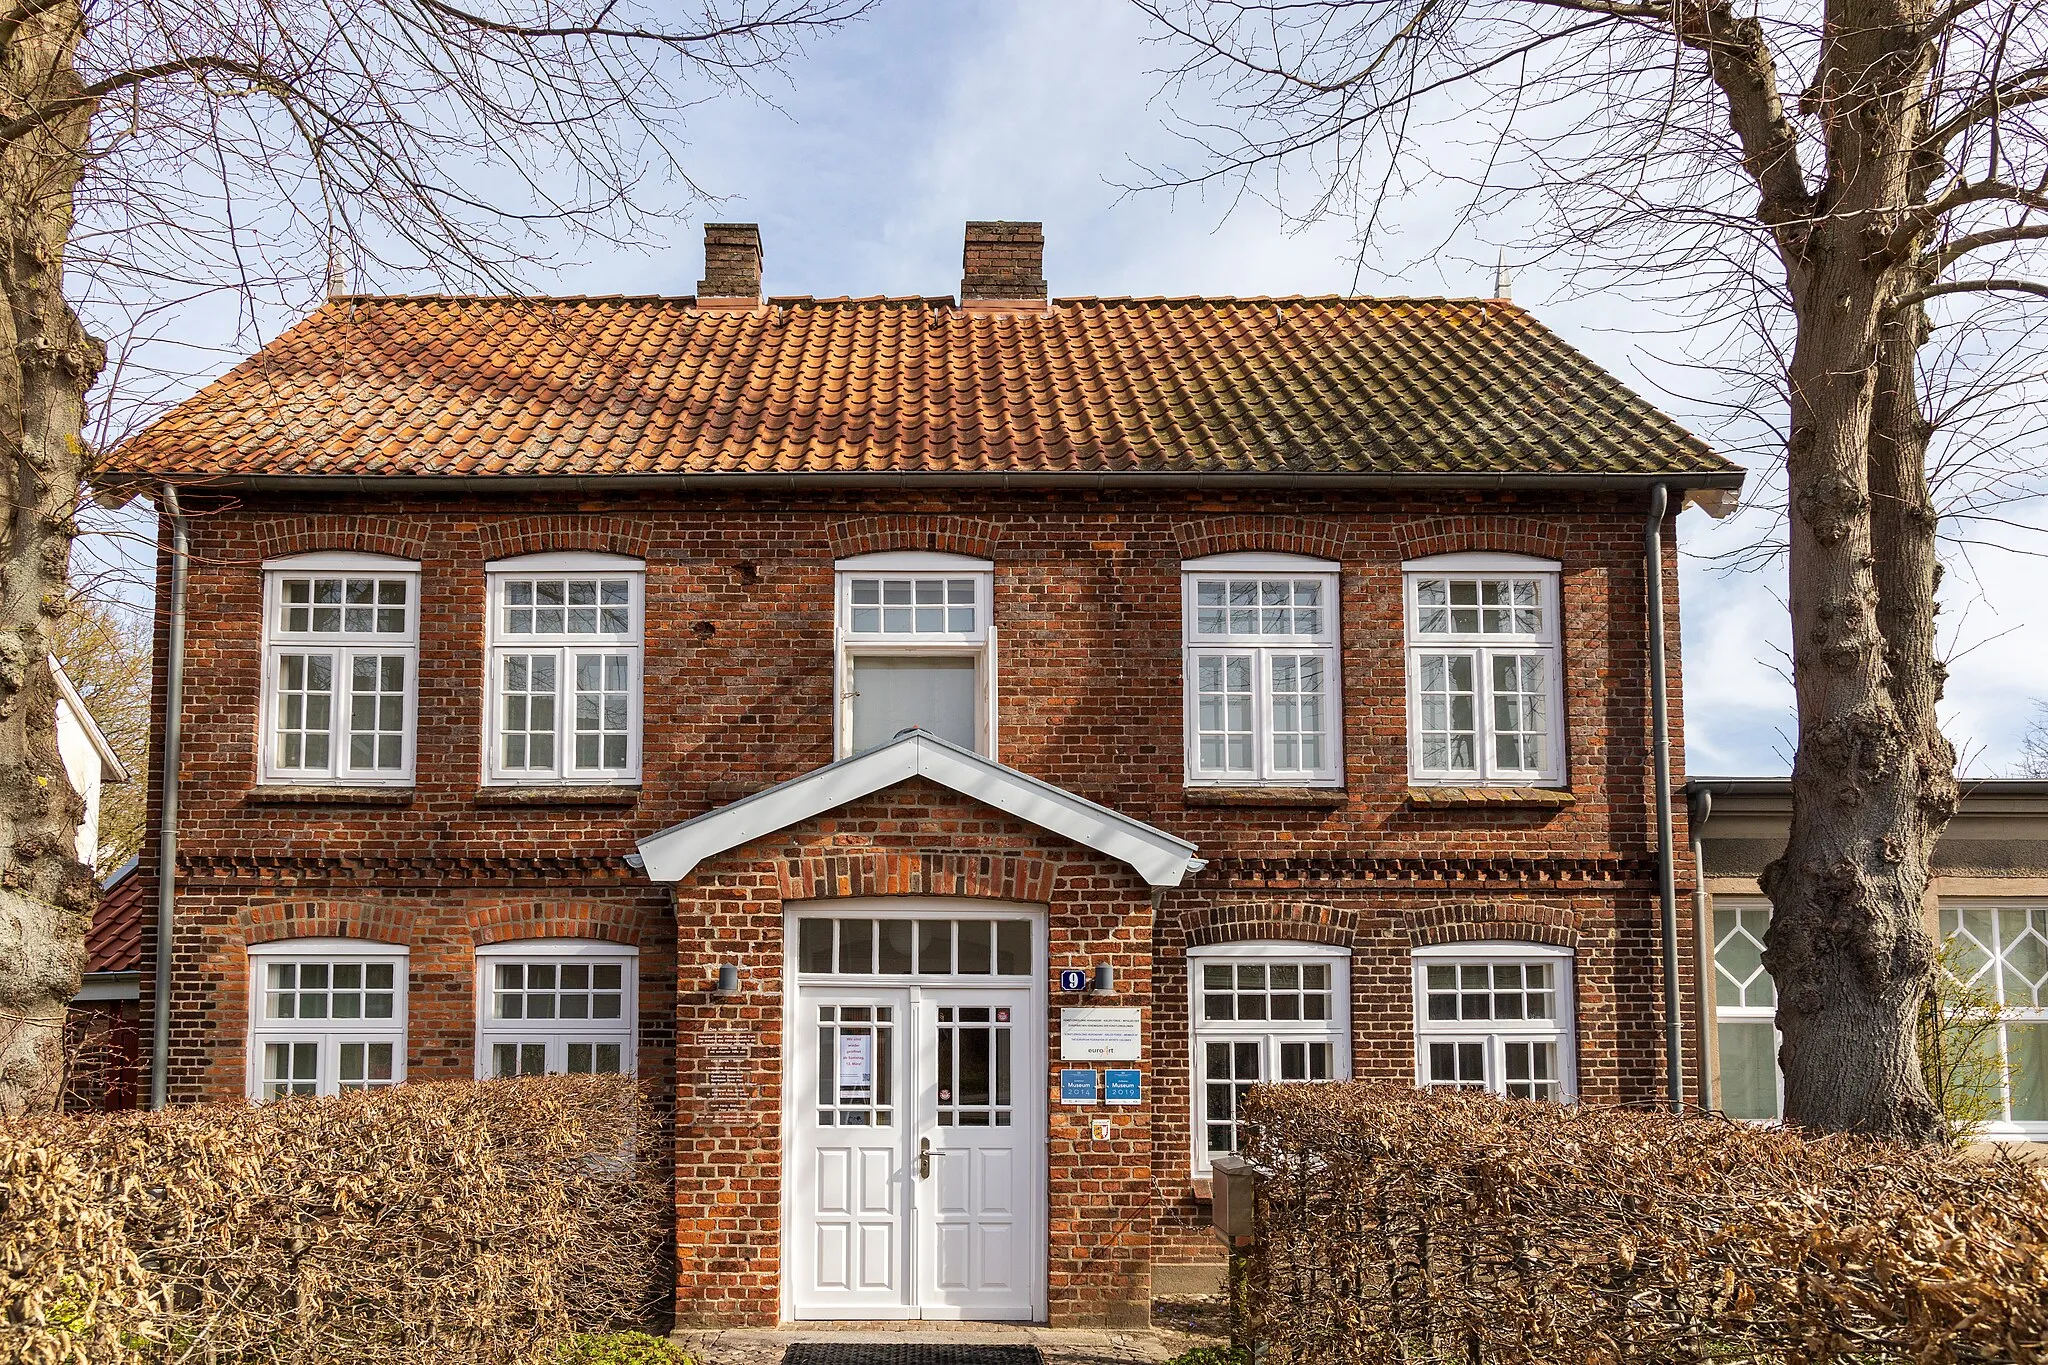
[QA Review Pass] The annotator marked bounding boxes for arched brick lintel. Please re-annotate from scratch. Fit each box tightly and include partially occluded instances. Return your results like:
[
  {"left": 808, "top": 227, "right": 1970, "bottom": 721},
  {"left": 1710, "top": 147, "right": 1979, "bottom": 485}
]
[
  {"left": 1174, "top": 518, "right": 1346, "bottom": 563},
  {"left": 242, "top": 899, "right": 416, "bottom": 946},
  {"left": 256, "top": 517, "right": 430, "bottom": 562},
  {"left": 478, "top": 516, "right": 654, "bottom": 562},
  {"left": 1406, "top": 900, "right": 1579, "bottom": 949},
  {"left": 777, "top": 852, "right": 1053, "bottom": 906},
  {"left": 1180, "top": 900, "right": 1355, "bottom": 949},
  {"left": 469, "top": 899, "right": 643, "bottom": 947},
  {"left": 1398, "top": 515, "right": 1572, "bottom": 563},
  {"left": 829, "top": 516, "right": 1004, "bottom": 561}
]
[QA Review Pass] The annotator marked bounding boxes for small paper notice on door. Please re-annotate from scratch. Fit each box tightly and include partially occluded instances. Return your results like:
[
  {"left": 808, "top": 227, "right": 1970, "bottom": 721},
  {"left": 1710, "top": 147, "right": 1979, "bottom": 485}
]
[{"left": 838, "top": 1033, "right": 873, "bottom": 1095}]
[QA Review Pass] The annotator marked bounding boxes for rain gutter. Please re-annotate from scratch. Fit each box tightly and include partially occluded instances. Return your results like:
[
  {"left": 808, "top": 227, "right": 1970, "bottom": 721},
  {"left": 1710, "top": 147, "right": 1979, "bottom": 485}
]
[
  {"left": 149, "top": 485, "right": 189, "bottom": 1111},
  {"left": 1645, "top": 483, "right": 1682, "bottom": 1112}
]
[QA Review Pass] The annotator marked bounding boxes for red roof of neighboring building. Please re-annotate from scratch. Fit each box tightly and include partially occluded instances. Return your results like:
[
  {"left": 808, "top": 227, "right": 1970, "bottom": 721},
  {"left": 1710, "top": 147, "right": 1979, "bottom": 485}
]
[
  {"left": 85, "top": 860, "right": 145, "bottom": 975},
  {"left": 99, "top": 294, "right": 1738, "bottom": 485}
]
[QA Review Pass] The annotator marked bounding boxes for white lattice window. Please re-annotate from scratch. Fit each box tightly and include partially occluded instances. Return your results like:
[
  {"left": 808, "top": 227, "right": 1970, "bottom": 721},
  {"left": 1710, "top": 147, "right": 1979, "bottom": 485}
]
[
  {"left": 835, "top": 552, "right": 995, "bottom": 757},
  {"left": 1413, "top": 942, "right": 1575, "bottom": 1101},
  {"left": 1712, "top": 900, "right": 1782, "bottom": 1121},
  {"left": 1404, "top": 553, "right": 1563, "bottom": 786},
  {"left": 247, "top": 940, "right": 408, "bottom": 1100},
  {"left": 1942, "top": 903, "right": 2048, "bottom": 1136},
  {"left": 260, "top": 553, "right": 420, "bottom": 785},
  {"left": 1188, "top": 942, "right": 1351, "bottom": 1172},
  {"left": 475, "top": 941, "right": 638, "bottom": 1078},
  {"left": 485, "top": 554, "right": 644, "bottom": 784},
  {"left": 1181, "top": 554, "right": 1342, "bottom": 787}
]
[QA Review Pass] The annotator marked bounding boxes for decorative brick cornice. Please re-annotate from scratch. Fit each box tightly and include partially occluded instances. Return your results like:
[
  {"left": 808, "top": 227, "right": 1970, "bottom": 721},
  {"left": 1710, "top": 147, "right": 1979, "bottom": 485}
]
[
  {"left": 476, "top": 516, "right": 654, "bottom": 562},
  {"left": 1405, "top": 899, "right": 1580, "bottom": 948},
  {"left": 1398, "top": 514, "right": 1573, "bottom": 563},
  {"left": 1178, "top": 900, "right": 1355, "bottom": 948},
  {"left": 254, "top": 516, "right": 430, "bottom": 562},
  {"left": 242, "top": 898, "right": 416, "bottom": 946},
  {"left": 1174, "top": 517, "right": 1346, "bottom": 562},
  {"left": 469, "top": 898, "right": 642, "bottom": 947},
  {"left": 828, "top": 516, "right": 1003, "bottom": 560},
  {"left": 1197, "top": 854, "right": 1652, "bottom": 889},
  {"left": 177, "top": 852, "right": 639, "bottom": 888},
  {"left": 776, "top": 852, "right": 1053, "bottom": 905}
]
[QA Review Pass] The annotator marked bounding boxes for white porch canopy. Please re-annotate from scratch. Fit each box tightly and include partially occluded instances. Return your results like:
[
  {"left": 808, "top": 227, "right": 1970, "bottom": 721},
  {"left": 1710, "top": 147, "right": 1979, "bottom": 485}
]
[{"left": 634, "top": 729, "right": 1204, "bottom": 889}]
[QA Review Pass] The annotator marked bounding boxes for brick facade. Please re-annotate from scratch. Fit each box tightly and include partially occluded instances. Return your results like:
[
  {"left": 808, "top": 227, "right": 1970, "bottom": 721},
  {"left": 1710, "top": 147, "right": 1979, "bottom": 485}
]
[{"left": 139, "top": 484, "right": 1697, "bottom": 1324}]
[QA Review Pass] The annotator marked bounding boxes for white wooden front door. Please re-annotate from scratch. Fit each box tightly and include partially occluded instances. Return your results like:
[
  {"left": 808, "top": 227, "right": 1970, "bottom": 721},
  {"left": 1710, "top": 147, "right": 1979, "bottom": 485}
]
[{"left": 785, "top": 906, "right": 1044, "bottom": 1322}]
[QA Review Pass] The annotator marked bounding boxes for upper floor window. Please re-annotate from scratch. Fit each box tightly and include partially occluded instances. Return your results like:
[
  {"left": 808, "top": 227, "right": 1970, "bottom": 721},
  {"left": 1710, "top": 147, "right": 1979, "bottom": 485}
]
[
  {"left": 475, "top": 940, "right": 639, "bottom": 1079},
  {"left": 247, "top": 939, "right": 408, "bottom": 1100},
  {"left": 485, "top": 554, "right": 644, "bottom": 785},
  {"left": 261, "top": 553, "right": 420, "bottom": 786},
  {"left": 835, "top": 552, "right": 994, "bottom": 757},
  {"left": 1403, "top": 553, "right": 1563, "bottom": 787},
  {"left": 1181, "top": 554, "right": 1342, "bottom": 787},
  {"left": 1189, "top": 941, "right": 1351, "bottom": 1171},
  {"left": 1413, "top": 942, "right": 1575, "bottom": 1102}
]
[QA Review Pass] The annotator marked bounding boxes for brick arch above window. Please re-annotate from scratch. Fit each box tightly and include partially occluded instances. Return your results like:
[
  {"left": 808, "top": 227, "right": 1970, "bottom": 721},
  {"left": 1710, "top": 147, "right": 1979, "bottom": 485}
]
[
  {"left": 1181, "top": 900, "right": 1356, "bottom": 949},
  {"left": 1397, "top": 515, "right": 1572, "bottom": 563},
  {"left": 474, "top": 516, "right": 654, "bottom": 562},
  {"left": 1405, "top": 900, "right": 1579, "bottom": 949},
  {"left": 1174, "top": 517, "right": 1346, "bottom": 563},
  {"left": 255, "top": 517, "right": 430, "bottom": 562},
  {"left": 468, "top": 899, "right": 644, "bottom": 947},
  {"left": 776, "top": 852, "right": 1053, "bottom": 906},
  {"left": 242, "top": 898, "right": 416, "bottom": 946},
  {"left": 828, "top": 516, "right": 1003, "bottom": 560}
]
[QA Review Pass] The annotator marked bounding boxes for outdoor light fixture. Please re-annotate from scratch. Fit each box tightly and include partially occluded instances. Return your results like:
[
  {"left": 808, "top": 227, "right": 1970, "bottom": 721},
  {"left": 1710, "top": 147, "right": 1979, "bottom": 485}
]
[
  {"left": 1091, "top": 964, "right": 1115, "bottom": 995},
  {"left": 714, "top": 964, "right": 739, "bottom": 997}
]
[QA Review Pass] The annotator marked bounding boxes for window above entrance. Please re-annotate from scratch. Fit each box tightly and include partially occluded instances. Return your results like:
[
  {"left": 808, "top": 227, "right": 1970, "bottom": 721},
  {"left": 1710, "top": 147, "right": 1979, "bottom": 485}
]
[
  {"left": 835, "top": 552, "right": 995, "bottom": 759},
  {"left": 797, "top": 915, "right": 1032, "bottom": 977}
]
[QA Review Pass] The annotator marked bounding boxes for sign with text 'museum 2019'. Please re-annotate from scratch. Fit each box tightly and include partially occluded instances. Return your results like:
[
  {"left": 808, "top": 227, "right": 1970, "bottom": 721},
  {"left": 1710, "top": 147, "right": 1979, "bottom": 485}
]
[{"left": 1059, "top": 1006, "right": 1142, "bottom": 1061}]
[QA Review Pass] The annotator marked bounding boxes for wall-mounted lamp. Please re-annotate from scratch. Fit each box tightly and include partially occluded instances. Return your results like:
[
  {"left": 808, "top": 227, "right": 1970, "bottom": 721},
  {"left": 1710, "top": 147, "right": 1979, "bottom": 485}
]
[
  {"left": 1091, "top": 964, "right": 1115, "bottom": 995},
  {"left": 714, "top": 964, "right": 740, "bottom": 997}
]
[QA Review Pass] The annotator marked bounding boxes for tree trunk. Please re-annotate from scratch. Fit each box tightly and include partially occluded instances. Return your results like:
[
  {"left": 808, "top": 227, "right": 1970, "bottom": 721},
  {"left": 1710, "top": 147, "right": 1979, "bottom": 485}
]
[
  {"left": 0, "top": 2, "right": 106, "bottom": 1116},
  {"left": 1758, "top": 0, "right": 1948, "bottom": 1143}
]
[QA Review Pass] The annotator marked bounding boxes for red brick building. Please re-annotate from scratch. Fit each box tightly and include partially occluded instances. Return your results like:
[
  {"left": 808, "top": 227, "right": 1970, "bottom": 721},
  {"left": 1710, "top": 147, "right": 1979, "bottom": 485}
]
[{"left": 102, "top": 221, "right": 1743, "bottom": 1325}]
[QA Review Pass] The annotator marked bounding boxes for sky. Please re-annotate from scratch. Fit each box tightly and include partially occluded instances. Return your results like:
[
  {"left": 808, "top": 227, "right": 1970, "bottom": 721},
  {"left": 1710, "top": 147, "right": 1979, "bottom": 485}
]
[{"left": 88, "top": 0, "right": 2048, "bottom": 777}]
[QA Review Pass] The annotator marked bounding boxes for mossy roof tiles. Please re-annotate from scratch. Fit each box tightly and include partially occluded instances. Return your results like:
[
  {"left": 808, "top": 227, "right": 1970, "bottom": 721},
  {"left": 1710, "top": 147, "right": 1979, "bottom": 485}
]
[{"left": 103, "top": 293, "right": 1736, "bottom": 482}]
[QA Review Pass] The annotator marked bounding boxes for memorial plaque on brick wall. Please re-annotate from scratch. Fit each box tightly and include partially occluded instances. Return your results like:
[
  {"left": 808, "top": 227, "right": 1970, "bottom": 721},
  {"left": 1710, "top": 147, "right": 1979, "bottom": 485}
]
[
  {"left": 701, "top": 1028, "right": 753, "bottom": 1060},
  {"left": 697, "top": 1029, "right": 755, "bottom": 1120}
]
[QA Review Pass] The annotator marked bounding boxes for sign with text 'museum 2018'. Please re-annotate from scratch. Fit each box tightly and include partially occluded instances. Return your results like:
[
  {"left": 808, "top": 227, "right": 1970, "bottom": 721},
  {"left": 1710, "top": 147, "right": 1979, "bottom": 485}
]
[{"left": 1059, "top": 1006, "right": 1142, "bottom": 1061}]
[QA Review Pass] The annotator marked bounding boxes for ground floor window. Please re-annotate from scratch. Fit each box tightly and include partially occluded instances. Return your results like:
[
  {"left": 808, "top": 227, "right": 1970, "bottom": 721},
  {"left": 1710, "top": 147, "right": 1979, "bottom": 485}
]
[
  {"left": 1940, "top": 902, "right": 2048, "bottom": 1135},
  {"left": 246, "top": 939, "right": 408, "bottom": 1100},
  {"left": 1712, "top": 899, "right": 1781, "bottom": 1121},
  {"left": 1188, "top": 941, "right": 1351, "bottom": 1172},
  {"left": 475, "top": 940, "right": 638, "bottom": 1078},
  {"left": 1412, "top": 942, "right": 1575, "bottom": 1101}
]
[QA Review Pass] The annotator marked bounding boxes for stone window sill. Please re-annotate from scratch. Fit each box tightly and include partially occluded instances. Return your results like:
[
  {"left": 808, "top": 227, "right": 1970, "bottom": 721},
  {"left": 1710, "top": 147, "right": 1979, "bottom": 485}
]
[
  {"left": 1406, "top": 786, "right": 1574, "bottom": 808},
  {"left": 475, "top": 786, "right": 640, "bottom": 807},
  {"left": 1191, "top": 1176, "right": 1213, "bottom": 1203},
  {"left": 245, "top": 786, "right": 413, "bottom": 806},
  {"left": 1183, "top": 788, "right": 1347, "bottom": 809}
]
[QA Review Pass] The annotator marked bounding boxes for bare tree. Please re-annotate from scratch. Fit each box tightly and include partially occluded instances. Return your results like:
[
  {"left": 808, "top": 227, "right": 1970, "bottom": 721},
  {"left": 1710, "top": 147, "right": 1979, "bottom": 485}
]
[
  {"left": 1134, "top": 0, "right": 2048, "bottom": 1141},
  {"left": 0, "top": 0, "right": 872, "bottom": 1115},
  {"left": 2020, "top": 702, "right": 2048, "bottom": 777}
]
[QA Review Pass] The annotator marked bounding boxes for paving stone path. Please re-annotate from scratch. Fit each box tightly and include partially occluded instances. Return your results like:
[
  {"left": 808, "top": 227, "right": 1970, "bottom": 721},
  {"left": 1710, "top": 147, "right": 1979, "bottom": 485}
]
[{"left": 674, "top": 1297, "right": 1229, "bottom": 1365}]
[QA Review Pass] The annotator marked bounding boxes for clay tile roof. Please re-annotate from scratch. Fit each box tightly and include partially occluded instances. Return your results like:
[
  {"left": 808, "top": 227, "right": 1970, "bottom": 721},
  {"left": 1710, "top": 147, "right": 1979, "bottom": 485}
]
[
  {"left": 85, "top": 858, "right": 145, "bottom": 975},
  {"left": 100, "top": 294, "right": 1738, "bottom": 483}
]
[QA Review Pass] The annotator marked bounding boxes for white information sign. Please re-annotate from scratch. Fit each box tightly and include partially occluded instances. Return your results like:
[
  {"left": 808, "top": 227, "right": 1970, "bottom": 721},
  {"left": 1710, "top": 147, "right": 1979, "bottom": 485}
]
[
  {"left": 838, "top": 1033, "right": 873, "bottom": 1094},
  {"left": 1060, "top": 1006, "right": 1143, "bottom": 1061}
]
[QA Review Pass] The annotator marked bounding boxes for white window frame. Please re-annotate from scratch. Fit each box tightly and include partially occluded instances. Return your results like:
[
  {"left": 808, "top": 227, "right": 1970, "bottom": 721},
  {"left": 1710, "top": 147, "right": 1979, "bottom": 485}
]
[
  {"left": 1180, "top": 553, "right": 1343, "bottom": 788},
  {"left": 483, "top": 553, "right": 645, "bottom": 786},
  {"left": 1412, "top": 941, "right": 1576, "bottom": 1102},
  {"left": 1710, "top": 897, "right": 1784, "bottom": 1122},
  {"left": 473, "top": 939, "right": 640, "bottom": 1079},
  {"left": 1402, "top": 552, "right": 1565, "bottom": 787},
  {"left": 1188, "top": 940, "right": 1352, "bottom": 1174},
  {"left": 1938, "top": 900, "right": 2048, "bottom": 1141},
  {"left": 246, "top": 938, "right": 409, "bottom": 1100},
  {"left": 834, "top": 551, "right": 996, "bottom": 759},
  {"left": 259, "top": 552, "right": 421, "bottom": 786}
]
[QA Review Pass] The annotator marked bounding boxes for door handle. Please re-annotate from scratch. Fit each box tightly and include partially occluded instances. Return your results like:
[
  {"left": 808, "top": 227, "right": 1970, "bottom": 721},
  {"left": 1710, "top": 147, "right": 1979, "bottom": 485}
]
[{"left": 918, "top": 1135, "right": 949, "bottom": 1179}]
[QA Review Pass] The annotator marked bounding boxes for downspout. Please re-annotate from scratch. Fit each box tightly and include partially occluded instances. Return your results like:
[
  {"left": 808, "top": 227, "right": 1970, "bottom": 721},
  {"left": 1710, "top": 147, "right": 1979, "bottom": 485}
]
[
  {"left": 149, "top": 485, "right": 189, "bottom": 1111},
  {"left": 1645, "top": 483, "right": 1682, "bottom": 1112},
  {"left": 1689, "top": 785, "right": 1715, "bottom": 1113}
]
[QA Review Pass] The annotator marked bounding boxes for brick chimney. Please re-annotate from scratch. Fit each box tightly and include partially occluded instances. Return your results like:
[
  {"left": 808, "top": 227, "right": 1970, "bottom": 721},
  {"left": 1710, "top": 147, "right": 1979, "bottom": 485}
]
[
  {"left": 961, "top": 221, "right": 1046, "bottom": 309},
  {"left": 697, "top": 223, "right": 762, "bottom": 309}
]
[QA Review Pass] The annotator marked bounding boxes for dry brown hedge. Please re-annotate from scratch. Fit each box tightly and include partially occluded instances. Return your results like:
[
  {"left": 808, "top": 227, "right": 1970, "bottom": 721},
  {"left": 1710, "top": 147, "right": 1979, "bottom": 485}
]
[
  {"left": 1237, "top": 1081, "right": 2048, "bottom": 1364},
  {"left": 1, "top": 1077, "right": 668, "bottom": 1365}
]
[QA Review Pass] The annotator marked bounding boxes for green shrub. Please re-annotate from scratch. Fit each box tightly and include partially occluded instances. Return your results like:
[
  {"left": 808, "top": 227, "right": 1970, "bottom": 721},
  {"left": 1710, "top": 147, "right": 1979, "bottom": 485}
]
[
  {"left": 559, "top": 1332, "right": 696, "bottom": 1365},
  {"left": 1161, "top": 1347, "right": 1248, "bottom": 1365}
]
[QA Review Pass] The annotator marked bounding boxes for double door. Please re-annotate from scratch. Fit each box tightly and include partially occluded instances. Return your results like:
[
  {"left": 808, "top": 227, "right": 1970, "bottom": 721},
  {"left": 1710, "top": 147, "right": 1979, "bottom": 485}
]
[{"left": 789, "top": 983, "right": 1042, "bottom": 1320}]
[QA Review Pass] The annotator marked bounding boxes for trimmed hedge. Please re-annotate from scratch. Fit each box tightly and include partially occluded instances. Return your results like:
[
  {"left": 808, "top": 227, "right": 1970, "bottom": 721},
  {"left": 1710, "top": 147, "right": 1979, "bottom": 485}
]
[
  {"left": 1238, "top": 1082, "right": 2048, "bottom": 1364},
  {"left": 2, "top": 1077, "right": 666, "bottom": 1364}
]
